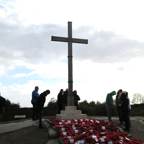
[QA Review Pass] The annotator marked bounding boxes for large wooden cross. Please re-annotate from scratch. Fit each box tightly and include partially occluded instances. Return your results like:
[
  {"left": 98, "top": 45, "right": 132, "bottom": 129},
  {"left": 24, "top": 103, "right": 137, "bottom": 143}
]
[{"left": 51, "top": 21, "right": 88, "bottom": 106}]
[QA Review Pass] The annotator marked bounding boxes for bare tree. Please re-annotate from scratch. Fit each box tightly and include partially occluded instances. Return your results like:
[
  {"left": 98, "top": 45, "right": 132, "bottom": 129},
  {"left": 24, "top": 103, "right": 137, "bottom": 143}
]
[{"left": 132, "top": 93, "right": 144, "bottom": 104}]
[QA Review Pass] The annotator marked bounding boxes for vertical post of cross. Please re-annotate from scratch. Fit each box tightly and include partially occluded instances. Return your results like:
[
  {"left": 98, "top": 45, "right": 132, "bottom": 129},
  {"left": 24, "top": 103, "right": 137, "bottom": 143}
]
[
  {"left": 67, "top": 22, "right": 74, "bottom": 106},
  {"left": 51, "top": 21, "right": 88, "bottom": 111}
]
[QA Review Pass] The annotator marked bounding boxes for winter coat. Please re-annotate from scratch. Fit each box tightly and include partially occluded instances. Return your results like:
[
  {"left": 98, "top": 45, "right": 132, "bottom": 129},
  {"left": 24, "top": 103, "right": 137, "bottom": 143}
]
[
  {"left": 57, "top": 92, "right": 63, "bottom": 104},
  {"left": 121, "top": 94, "right": 129, "bottom": 113},
  {"left": 31, "top": 90, "right": 39, "bottom": 103},
  {"left": 36, "top": 91, "right": 47, "bottom": 110},
  {"left": 74, "top": 94, "right": 80, "bottom": 106},
  {"left": 0, "top": 96, "right": 6, "bottom": 108},
  {"left": 62, "top": 90, "right": 68, "bottom": 104},
  {"left": 116, "top": 95, "right": 121, "bottom": 106},
  {"left": 106, "top": 91, "right": 116, "bottom": 106}
]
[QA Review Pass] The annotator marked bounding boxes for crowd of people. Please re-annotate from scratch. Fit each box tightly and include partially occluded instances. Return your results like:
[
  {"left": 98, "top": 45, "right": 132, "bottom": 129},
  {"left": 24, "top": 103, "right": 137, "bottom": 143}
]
[
  {"left": 31, "top": 86, "right": 50, "bottom": 128},
  {"left": 106, "top": 89, "right": 131, "bottom": 132},
  {"left": 31, "top": 87, "right": 80, "bottom": 128},
  {"left": 57, "top": 89, "right": 81, "bottom": 113},
  {"left": 1, "top": 87, "right": 131, "bottom": 132}
]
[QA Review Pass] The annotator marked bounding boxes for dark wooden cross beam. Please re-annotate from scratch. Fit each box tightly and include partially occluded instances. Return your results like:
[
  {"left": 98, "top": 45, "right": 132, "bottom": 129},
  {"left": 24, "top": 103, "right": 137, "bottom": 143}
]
[{"left": 51, "top": 21, "right": 88, "bottom": 106}]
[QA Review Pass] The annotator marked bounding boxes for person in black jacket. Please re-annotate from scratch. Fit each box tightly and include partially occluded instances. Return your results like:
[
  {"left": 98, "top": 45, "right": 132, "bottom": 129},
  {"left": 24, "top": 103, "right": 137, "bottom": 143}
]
[
  {"left": 115, "top": 89, "right": 123, "bottom": 124},
  {"left": 0, "top": 95, "right": 6, "bottom": 118},
  {"left": 62, "top": 89, "right": 68, "bottom": 110},
  {"left": 57, "top": 89, "right": 64, "bottom": 114},
  {"left": 73, "top": 90, "right": 80, "bottom": 109},
  {"left": 120, "top": 91, "right": 130, "bottom": 132},
  {"left": 37, "top": 90, "right": 50, "bottom": 128}
]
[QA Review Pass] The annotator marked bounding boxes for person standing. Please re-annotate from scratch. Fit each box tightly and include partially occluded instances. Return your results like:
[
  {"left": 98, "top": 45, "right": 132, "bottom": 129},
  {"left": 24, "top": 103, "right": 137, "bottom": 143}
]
[
  {"left": 62, "top": 89, "right": 68, "bottom": 110},
  {"left": 37, "top": 90, "right": 50, "bottom": 128},
  {"left": 126, "top": 91, "right": 131, "bottom": 127},
  {"left": 120, "top": 91, "right": 130, "bottom": 132},
  {"left": 31, "top": 86, "right": 39, "bottom": 121},
  {"left": 73, "top": 90, "right": 80, "bottom": 109},
  {"left": 0, "top": 93, "right": 6, "bottom": 118},
  {"left": 106, "top": 91, "right": 116, "bottom": 123},
  {"left": 57, "top": 89, "right": 64, "bottom": 114},
  {"left": 115, "top": 89, "right": 123, "bottom": 124}
]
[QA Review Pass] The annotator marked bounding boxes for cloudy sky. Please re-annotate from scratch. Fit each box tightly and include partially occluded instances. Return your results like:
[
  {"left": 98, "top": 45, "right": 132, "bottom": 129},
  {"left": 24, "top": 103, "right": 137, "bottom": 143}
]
[{"left": 0, "top": 0, "right": 144, "bottom": 107}]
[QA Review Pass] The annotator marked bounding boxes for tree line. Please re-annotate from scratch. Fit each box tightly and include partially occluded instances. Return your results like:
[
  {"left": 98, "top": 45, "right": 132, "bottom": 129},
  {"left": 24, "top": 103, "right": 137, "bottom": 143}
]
[{"left": 0, "top": 95, "right": 144, "bottom": 122}]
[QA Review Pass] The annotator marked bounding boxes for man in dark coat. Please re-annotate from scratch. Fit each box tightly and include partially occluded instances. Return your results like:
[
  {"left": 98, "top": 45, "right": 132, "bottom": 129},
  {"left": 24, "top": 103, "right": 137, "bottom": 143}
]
[
  {"left": 0, "top": 94, "right": 6, "bottom": 118},
  {"left": 73, "top": 90, "right": 80, "bottom": 109},
  {"left": 115, "top": 89, "right": 123, "bottom": 124},
  {"left": 62, "top": 89, "right": 68, "bottom": 110},
  {"left": 37, "top": 90, "right": 50, "bottom": 128},
  {"left": 57, "top": 89, "right": 63, "bottom": 114},
  {"left": 120, "top": 91, "right": 130, "bottom": 132}
]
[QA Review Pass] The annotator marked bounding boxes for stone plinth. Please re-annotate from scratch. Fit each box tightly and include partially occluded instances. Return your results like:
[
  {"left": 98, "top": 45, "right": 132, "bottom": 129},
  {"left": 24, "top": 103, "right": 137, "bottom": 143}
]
[{"left": 56, "top": 106, "right": 87, "bottom": 119}]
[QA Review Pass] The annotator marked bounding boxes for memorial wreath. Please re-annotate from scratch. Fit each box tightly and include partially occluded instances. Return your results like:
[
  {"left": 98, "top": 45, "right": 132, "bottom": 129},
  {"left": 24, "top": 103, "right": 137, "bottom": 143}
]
[{"left": 51, "top": 119, "right": 142, "bottom": 144}]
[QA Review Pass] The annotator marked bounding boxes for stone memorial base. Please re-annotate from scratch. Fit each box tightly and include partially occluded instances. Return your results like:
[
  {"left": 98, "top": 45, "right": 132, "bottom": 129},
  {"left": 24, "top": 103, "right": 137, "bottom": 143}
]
[{"left": 56, "top": 106, "right": 87, "bottom": 119}]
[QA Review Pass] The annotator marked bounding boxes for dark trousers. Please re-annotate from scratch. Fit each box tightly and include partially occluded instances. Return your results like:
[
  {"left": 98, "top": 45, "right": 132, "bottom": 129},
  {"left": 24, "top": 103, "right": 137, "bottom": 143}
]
[
  {"left": 117, "top": 106, "right": 123, "bottom": 123},
  {"left": 123, "top": 112, "right": 130, "bottom": 130},
  {"left": 106, "top": 105, "right": 112, "bottom": 122},
  {"left": 32, "top": 102, "right": 38, "bottom": 120},
  {"left": 74, "top": 103, "right": 78, "bottom": 110},
  {"left": 63, "top": 103, "right": 67, "bottom": 110},
  {"left": 128, "top": 110, "right": 131, "bottom": 127},
  {"left": 38, "top": 109, "right": 42, "bottom": 126},
  {"left": 0, "top": 107, "right": 3, "bottom": 118},
  {"left": 58, "top": 103, "right": 63, "bottom": 114}
]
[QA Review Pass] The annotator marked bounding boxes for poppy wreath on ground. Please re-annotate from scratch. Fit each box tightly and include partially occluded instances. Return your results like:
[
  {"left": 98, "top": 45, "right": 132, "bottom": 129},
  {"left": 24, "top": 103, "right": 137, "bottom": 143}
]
[{"left": 51, "top": 119, "right": 142, "bottom": 144}]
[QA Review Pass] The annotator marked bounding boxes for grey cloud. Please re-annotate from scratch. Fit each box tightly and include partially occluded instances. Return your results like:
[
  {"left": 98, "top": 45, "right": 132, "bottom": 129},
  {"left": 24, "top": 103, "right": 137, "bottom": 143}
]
[
  {"left": 0, "top": 21, "right": 144, "bottom": 68},
  {"left": 73, "top": 26, "right": 144, "bottom": 63}
]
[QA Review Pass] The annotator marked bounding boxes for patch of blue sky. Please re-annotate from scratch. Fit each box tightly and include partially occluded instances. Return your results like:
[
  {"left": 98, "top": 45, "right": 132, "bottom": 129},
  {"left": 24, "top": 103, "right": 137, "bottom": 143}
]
[
  {"left": 0, "top": 66, "right": 34, "bottom": 86},
  {"left": 59, "top": 58, "right": 67, "bottom": 63},
  {"left": 42, "top": 77, "right": 67, "bottom": 85},
  {"left": 73, "top": 79, "right": 86, "bottom": 84},
  {"left": 6, "top": 66, "right": 33, "bottom": 76},
  {"left": 0, "top": 75, "right": 29, "bottom": 86},
  {"left": 0, "top": 5, "right": 7, "bottom": 12}
]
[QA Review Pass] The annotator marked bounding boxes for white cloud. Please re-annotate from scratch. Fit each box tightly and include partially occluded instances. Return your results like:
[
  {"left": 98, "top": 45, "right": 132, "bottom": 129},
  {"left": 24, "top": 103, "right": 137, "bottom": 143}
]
[
  {"left": 0, "top": 0, "right": 144, "bottom": 108},
  {"left": 1, "top": 0, "right": 144, "bottom": 42},
  {"left": 0, "top": 21, "right": 144, "bottom": 70},
  {"left": 0, "top": 58, "right": 143, "bottom": 107},
  {"left": 13, "top": 73, "right": 27, "bottom": 78}
]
